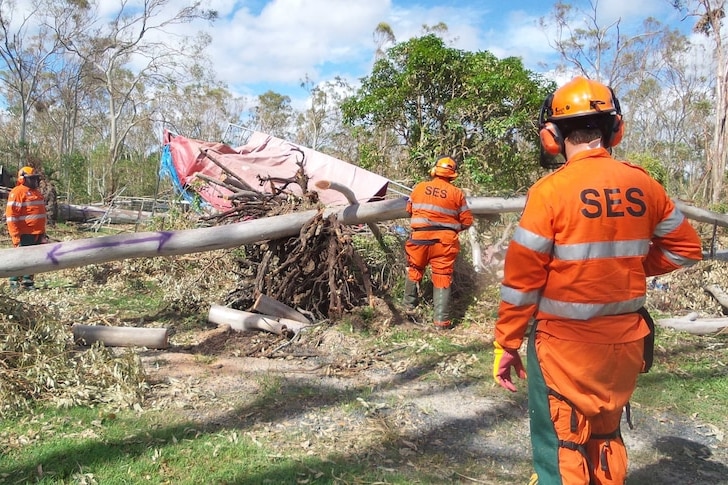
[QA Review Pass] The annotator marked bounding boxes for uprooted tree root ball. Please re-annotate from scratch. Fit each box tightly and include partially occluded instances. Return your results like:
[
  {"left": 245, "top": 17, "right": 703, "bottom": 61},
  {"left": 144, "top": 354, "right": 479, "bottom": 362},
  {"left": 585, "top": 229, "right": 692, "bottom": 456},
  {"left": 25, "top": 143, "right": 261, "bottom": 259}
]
[{"left": 225, "top": 210, "right": 383, "bottom": 319}]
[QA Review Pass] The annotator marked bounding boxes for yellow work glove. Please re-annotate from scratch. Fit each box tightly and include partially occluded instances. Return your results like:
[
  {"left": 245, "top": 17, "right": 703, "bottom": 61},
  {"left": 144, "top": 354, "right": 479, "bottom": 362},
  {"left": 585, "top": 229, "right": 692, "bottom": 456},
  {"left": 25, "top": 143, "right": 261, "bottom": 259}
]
[{"left": 493, "top": 341, "right": 527, "bottom": 392}]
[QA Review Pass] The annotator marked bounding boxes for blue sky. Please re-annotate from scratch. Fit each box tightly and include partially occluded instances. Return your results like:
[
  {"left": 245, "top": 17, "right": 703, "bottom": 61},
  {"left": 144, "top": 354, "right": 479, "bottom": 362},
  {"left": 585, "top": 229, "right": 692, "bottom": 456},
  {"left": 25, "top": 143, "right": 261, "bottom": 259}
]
[
  {"left": 8, "top": 0, "right": 697, "bottom": 108},
  {"left": 186, "top": 0, "right": 695, "bottom": 107}
]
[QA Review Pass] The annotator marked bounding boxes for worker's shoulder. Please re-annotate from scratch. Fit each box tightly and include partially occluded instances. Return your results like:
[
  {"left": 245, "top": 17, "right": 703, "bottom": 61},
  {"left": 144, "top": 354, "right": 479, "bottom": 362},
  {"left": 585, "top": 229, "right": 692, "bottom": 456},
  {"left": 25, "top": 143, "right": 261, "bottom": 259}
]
[{"left": 618, "top": 159, "right": 650, "bottom": 175}]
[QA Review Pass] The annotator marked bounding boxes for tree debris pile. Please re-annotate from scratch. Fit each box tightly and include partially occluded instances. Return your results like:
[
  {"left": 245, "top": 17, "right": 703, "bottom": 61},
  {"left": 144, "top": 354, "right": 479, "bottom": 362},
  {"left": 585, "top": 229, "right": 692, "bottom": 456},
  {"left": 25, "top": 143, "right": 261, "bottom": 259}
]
[
  {"left": 0, "top": 297, "right": 146, "bottom": 418},
  {"left": 189, "top": 148, "right": 404, "bottom": 321},
  {"left": 225, "top": 210, "right": 383, "bottom": 319}
]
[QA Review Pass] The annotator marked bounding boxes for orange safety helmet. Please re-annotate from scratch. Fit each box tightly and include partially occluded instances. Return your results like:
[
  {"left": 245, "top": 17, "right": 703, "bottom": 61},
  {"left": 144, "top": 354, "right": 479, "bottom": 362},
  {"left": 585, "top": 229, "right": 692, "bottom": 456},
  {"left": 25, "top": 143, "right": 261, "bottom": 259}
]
[
  {"left": 17, "top": 166, "right": 37, "bottom": 183},
  {"left": 538, "top": 76, "right": 624, "bottom": 156},
  {"left": 430, "top": 156, "right": 458, "bottom": 179}
]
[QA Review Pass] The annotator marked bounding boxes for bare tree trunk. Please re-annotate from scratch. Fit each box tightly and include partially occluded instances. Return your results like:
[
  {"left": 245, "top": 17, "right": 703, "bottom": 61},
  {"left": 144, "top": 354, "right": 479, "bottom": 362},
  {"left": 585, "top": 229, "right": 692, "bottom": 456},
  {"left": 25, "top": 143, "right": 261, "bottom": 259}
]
[{"left": 709, "top": 32, "right": 727, "bottom": 203}]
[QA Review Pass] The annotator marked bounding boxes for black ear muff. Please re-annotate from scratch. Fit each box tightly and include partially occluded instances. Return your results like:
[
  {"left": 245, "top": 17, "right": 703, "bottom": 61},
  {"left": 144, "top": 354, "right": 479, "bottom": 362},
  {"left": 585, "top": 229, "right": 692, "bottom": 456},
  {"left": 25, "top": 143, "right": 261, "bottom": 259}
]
[
  {"left": 605, "top": 87, "right": 623, "bottom": 147},
  {"left": 606, "top": 114, "right": 624, "bottom": 147},
  {"left": 539, "top": 122, "right": 563, "bottom": 155}
]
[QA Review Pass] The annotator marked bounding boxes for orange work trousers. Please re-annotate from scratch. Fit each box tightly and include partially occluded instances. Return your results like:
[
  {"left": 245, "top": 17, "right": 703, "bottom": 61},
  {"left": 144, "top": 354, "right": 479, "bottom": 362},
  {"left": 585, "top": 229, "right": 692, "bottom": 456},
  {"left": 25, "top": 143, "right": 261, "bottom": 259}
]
[
  {"left": 528, "top": 326, "right": 644, "bottom": 484},
  {"left": 405, "top": 237, "right": 459, "bottom": 288}
]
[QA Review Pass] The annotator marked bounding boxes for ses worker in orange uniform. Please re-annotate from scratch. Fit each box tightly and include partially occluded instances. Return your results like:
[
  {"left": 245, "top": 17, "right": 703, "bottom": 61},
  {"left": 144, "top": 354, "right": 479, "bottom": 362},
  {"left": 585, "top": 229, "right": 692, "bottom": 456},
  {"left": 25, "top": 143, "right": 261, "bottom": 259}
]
[
  {"left": 5, "top": 166, "right": 48, "bottom": 289},
  {"left": 492, "top": 77, "right": 702, "bottom": 484},
  {"left": 403, "top": 156, "right": 473, "bottom": 329}
]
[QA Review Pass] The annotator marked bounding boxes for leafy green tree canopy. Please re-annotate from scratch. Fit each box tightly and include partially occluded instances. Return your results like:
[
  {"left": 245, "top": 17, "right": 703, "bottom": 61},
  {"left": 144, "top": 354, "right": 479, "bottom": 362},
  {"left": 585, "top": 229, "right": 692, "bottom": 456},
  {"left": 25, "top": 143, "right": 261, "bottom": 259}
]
[{"left": 341, "top": 34, "right": 554, "bottom": 193}]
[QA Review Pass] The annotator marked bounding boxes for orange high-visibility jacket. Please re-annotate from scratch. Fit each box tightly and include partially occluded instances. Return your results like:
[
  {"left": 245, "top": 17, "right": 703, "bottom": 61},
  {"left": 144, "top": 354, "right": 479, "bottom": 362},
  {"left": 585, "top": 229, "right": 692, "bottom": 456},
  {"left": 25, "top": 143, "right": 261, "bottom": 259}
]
[
  {"left": 406, "top": 177, "right": 473, "bottom": 244},
  {"left": 6, "top": 182, "right": 47, "bottom": 246},
  {"left": 496, "top": 148, "right": 703, "bottom": 350}
]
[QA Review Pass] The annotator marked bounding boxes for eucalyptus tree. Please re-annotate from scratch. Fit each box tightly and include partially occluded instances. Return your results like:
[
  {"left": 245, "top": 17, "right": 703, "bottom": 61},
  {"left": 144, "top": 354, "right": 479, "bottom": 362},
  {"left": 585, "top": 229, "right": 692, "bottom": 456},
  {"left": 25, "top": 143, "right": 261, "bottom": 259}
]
[
  {"left": 373, "top": 22, "right": 396, "bottom": 61},
  {"left": 249, "top": 90, "right": 294, "bottom": 140},
  {"left": 671, "top": 0, "right": 727, "bottom": 204},
  {"left": 50, "top": 0, "right": 217, "bottom": 201},
  {"left": 0, "top": 0, "right": 62, "bottom": 149},
  {"left": 154, "top": 80, "right": 246, "bottom": 143},
  {"left": 293, "top": 76, "right": 353, "bottom": 154},
  {"left": 539, "top": 1, "right": 671, "bottom": 93},
  {"left": 620, "top": 24, "right": 712, "bottom": 198},
  {"left": 341, "top": 34, "right": 552, "bottom": 193}
]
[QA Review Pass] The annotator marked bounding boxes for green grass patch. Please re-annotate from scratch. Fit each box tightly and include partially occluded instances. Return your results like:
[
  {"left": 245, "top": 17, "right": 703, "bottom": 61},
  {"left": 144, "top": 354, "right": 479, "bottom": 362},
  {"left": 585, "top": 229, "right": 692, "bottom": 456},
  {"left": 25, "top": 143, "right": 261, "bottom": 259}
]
[
  {"left": 633, "top": 328, "right": 728, "bottom": 425},
  {"left": 0, "top": 404, "right": 449, "bottom": 485}
]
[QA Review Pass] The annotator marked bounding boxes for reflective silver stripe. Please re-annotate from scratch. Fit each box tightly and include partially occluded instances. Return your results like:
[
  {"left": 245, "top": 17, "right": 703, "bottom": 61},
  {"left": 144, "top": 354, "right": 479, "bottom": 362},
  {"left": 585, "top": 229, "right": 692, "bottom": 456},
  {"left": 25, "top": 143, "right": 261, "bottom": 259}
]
[
  {"left": 539, "top": 295, "right": 645, "bottom": 320},
  {"left": 500, "top": 285, "right": 540, "bottom": 306},
  {"left": 6, "top": 214, "right": 46, "bottom": 222},
  {"left": 512, "top": 227, "right": 553, "bottom": 254},
  {"left": 411, "top": 203, "right": 459, "bottom": 216},
  {"left": 554, "top": 240, "right": 650, "bottom": 260},
  {"left": 662, "top": 247, "right": 700, "bottom": 267},
  {"left": 410, "top": 217, "right": 461, "bottom": 230},
  {"left": 459, "top": 204, "right": 469, "bottom": 212},
  {"left": 654, "top": 207, "right": 684, "bottom": 237},
  {"left": 6, "top": 200, "right": 45, "bottom": 208}
]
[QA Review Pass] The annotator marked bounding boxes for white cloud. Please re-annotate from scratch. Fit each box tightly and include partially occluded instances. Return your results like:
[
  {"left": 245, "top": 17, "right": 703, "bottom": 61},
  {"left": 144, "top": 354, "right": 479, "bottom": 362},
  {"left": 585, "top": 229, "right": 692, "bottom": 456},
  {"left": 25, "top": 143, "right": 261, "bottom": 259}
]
[
  {"left": 482, "top": 10, "right": 553, "bottom": 67},
  {"left": 202, "top": 0, "right": 389, "bottom": 88},
  {"left": 8, "top": 0, "right": 697, "bottom": 103}
]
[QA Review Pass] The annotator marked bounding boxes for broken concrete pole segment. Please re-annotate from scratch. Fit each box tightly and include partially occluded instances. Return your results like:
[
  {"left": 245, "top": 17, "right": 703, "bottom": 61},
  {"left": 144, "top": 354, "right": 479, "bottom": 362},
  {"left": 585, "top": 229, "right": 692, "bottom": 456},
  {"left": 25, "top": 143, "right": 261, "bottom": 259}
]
[
  {"left": 252, "top": 294, "right": 311, "bottom": 323},
  {"left": 72, "top": 324, "right": 169, "bottom": 349},
  {"left": 207, "top": 304, "right": 309, "bottom": 337}
]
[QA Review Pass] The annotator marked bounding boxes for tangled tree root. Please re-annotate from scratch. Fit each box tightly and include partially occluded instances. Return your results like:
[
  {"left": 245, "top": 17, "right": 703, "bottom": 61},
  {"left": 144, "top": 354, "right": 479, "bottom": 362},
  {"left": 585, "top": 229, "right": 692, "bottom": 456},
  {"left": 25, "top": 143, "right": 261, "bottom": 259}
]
[{"left": 225, "top": 210, "right": 375, "bottom": 319}]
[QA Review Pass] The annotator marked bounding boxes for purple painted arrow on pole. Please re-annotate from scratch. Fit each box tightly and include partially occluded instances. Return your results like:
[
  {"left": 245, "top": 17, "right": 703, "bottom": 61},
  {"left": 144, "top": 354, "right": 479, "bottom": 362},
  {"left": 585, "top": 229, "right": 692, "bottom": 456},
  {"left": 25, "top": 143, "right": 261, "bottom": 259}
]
[{"left": 47, "top": 232, "right": 174, "bottom": 264}]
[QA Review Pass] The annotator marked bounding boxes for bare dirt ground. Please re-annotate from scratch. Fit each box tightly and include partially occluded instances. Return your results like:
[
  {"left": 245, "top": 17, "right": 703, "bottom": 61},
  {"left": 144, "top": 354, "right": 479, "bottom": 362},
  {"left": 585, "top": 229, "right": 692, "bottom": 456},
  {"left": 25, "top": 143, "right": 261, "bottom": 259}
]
[
  {"left": 10, "top": 227, "right": 727, "bottom": 484},
  {"left": 137, "top": 297, "right": 728, "bottom": 485}
]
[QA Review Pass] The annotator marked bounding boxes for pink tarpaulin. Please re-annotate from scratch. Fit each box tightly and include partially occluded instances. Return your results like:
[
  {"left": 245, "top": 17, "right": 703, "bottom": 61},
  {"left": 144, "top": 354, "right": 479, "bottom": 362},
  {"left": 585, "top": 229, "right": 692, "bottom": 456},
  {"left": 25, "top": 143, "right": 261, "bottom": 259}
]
[{"left": 163, "top": 130, "right": 389, "bottom": 211}]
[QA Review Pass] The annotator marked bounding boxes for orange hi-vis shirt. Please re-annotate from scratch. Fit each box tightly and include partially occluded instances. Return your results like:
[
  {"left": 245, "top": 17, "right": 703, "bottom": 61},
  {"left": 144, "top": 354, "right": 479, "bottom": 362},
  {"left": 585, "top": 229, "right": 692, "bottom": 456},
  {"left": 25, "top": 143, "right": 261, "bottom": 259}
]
[
  {"left": 496, "top": 148, "right": 703, "bottom": 350},
  {"left": 6, "top": 183, "right": 47, "bottom": 246},
  {"left": 406, "top": 176, "right": 473, "bottom": 244}
]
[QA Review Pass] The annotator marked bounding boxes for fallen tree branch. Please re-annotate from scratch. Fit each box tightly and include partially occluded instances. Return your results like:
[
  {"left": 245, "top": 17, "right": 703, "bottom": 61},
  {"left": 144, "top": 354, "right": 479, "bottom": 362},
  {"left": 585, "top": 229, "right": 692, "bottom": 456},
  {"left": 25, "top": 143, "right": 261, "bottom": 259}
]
[
  {"left": 7, "top": 195, "right": 728, "bottom": 279},
  {"left": 200, "top": 148, "right": 257, "bottom": 192},
  {"left": 315, "top": 179, "right": 386, "bottom": 248}
]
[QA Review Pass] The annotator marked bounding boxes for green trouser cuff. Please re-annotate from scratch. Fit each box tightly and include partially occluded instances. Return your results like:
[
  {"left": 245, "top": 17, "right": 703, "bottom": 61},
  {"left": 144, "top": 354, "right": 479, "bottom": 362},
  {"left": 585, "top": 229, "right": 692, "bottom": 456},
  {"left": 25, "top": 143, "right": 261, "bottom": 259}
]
[{"left": 528, "top": 322, "right": 563, "bottom": 484}]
